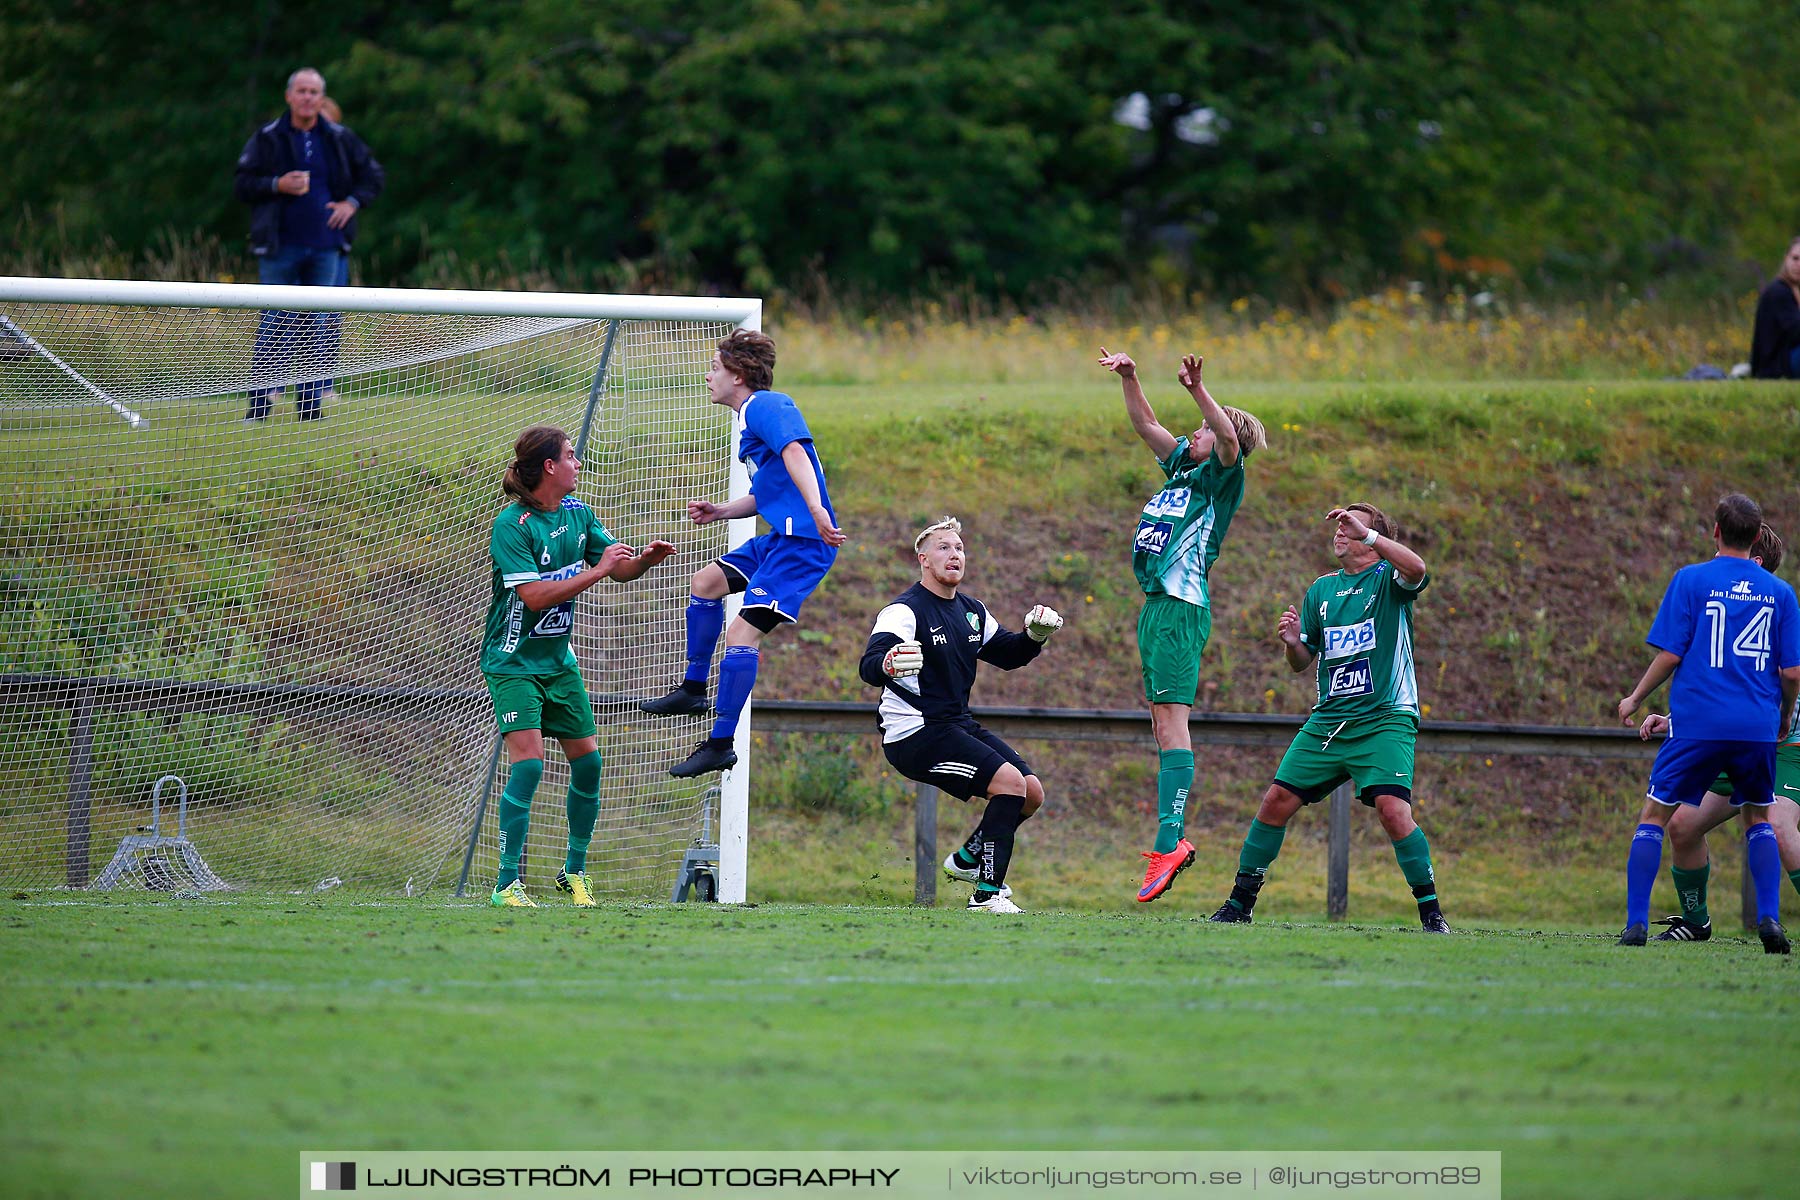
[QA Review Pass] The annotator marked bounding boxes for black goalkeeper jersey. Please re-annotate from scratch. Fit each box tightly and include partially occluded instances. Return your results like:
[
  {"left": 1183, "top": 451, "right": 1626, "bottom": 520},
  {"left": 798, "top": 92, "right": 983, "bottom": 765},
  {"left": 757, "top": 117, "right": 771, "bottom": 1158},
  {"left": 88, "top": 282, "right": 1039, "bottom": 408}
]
[{"left": 858, "top": 582, "right": 1041, "bottom": 742}]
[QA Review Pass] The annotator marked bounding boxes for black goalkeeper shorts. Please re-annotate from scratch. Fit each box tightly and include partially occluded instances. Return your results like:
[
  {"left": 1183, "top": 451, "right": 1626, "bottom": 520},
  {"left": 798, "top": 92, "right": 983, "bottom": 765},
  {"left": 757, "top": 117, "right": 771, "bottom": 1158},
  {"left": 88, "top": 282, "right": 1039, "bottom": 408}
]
[{"left": 882, "top": 721, "right": 1032, "bottom": 801}]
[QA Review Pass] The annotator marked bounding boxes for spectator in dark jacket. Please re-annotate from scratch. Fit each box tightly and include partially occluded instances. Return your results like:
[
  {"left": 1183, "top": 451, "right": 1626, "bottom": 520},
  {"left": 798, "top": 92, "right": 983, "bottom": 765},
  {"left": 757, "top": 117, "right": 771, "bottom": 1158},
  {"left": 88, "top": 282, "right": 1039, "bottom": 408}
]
[
  {"left": 1750, "top": 238, "right": 1800, "bottom": 381},
  {"left": 234, "top": 68, "right": 385, "bottom": 421}
]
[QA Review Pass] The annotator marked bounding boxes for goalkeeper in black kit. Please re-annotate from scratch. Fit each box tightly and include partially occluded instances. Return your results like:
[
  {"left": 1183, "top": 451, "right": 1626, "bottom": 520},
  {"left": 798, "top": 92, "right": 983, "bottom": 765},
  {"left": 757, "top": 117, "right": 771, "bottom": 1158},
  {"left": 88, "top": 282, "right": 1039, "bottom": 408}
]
[{"left": 859, "top": 517, "right": 1064, "bottom": 913}]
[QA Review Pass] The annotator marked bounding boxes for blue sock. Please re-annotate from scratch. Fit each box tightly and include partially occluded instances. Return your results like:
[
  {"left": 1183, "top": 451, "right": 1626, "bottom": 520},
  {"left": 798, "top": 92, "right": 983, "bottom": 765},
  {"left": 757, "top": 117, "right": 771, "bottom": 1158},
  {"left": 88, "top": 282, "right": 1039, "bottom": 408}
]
[
  {"left": 1746, "top": 824, "right": 1781, "bottom": 923},
  {"left": 1625, "top": 823, "right": 1665, "bottom": 928},
  {"left": 683, "top": 595, "right": 725, "bottom": 686},
  {"left": 710, "top": 646, "right": 759, "bottom": 740}
]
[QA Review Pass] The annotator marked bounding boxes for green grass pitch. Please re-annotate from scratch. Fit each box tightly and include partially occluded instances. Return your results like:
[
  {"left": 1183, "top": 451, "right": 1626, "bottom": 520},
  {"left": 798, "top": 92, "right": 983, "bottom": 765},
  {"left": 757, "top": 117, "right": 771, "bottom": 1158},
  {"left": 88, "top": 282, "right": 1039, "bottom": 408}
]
[{"left": 3, "top": 896, "right": 1796, "bottom": 1199}]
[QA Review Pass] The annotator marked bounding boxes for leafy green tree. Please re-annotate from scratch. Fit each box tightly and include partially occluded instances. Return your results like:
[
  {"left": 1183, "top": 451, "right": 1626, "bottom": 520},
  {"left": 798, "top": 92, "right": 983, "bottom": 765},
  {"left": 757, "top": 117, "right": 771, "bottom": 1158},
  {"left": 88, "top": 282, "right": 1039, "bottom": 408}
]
[{"left": 3, "top": 0, "right": 1797, "bottom": 301}]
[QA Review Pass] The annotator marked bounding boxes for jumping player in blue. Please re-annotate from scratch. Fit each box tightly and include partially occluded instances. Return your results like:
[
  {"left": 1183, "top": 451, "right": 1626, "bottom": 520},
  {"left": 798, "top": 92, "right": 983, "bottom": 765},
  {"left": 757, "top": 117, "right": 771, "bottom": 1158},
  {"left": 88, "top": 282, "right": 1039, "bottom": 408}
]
[
  {"left": 640, "top": 329, "right": 846, "bottom": 777},
  {"left": 1616, "top": 493, "right": 1800, "bottom": 952}
]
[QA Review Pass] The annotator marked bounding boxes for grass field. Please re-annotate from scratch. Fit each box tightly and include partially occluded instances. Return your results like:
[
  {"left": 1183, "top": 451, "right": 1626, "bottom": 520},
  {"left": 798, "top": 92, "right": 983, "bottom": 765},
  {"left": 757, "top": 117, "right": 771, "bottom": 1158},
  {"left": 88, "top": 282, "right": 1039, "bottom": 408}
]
[
  {"left": 5, "top": 301, "right": 1800, "bottom": 1200},
  {"left": 3, "top": 896, "right": 1796, "bottom": 1200}
]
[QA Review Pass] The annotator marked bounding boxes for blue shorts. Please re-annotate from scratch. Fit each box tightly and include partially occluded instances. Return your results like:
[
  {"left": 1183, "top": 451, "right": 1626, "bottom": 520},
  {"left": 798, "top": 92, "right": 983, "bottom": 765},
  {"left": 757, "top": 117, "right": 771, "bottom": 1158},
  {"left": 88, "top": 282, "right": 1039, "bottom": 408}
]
[
  {"left": 1646, "top": 738, "right": 1776, "bottom": 808},
  {"left": 716, "top": 532, "right": 837, "bottom": 625}
]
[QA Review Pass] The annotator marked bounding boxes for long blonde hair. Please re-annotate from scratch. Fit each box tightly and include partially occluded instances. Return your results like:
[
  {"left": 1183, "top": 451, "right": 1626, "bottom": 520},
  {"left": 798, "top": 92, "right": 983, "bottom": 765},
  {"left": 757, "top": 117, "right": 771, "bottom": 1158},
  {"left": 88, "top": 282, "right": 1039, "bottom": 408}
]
[{"left": 1220, "top": 405, "right": 1268, "bottom": 455}]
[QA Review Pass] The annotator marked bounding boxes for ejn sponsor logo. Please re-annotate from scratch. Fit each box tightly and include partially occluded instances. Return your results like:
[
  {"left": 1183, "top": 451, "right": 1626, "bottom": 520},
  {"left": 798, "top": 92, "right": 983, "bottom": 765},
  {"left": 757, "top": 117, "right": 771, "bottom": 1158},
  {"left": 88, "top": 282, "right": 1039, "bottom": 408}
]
[{"left": 310, "top": 1161, "right": 356, "bottom": 1191}]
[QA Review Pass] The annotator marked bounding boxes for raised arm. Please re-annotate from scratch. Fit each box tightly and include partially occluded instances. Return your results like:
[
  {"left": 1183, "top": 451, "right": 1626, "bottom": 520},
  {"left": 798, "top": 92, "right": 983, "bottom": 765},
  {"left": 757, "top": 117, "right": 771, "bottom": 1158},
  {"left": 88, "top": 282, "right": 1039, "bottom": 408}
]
[
  {"left": 1099, "top": 347, "right": 1177, "bottom": 461},
  {"left": 1330, "top": 507, "right": 1427, "bottom": 587},
  {"left": 605, "top": 540, "right": 676, "bottom": 583},
  {"left": 1178, "top": 354, "right": 1238, "bottom": 468},
  {"left": 515, "top": 544, "right": 636, "bottom": 611},
  {"left": 688, "top": 495, "right": 758, "bottom": 525},
  {"left": 860, "top": 603, "right": 920, "bottom": 688}
]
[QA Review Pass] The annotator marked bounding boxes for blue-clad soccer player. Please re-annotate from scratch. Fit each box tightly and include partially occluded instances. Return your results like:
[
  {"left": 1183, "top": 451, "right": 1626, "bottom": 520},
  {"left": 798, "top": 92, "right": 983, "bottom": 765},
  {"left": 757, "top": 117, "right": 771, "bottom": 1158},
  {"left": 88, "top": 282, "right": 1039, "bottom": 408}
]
[
  {"left": 640, "top": 330, "right": 846, "bottom": 777},
  {"left": 1616, "top": 493, "right": 1800, "bottom": 952}
]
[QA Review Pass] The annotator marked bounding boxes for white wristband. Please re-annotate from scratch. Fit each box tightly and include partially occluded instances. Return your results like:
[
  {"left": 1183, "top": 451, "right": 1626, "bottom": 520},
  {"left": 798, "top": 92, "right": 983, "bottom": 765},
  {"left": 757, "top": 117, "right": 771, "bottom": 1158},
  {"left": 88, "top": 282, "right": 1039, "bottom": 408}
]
[{"left": 1360, "top": 527, "right": 1379, "bottom": 547}]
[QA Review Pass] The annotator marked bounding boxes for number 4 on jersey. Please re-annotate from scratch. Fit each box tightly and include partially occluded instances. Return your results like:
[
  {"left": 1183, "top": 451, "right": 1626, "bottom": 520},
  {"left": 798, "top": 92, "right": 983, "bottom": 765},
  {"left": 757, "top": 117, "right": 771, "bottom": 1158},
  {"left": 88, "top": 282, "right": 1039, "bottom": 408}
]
[{"left": 1706, "top": 601, "right": 1773, "bottom": 672}]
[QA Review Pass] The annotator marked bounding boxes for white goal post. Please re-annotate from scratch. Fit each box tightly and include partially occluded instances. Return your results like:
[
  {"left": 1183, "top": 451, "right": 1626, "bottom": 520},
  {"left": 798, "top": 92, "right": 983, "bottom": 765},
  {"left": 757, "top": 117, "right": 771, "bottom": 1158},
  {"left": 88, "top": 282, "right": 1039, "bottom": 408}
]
[{"left": 0, "top": 276, "right": 757, "bottom": 903}]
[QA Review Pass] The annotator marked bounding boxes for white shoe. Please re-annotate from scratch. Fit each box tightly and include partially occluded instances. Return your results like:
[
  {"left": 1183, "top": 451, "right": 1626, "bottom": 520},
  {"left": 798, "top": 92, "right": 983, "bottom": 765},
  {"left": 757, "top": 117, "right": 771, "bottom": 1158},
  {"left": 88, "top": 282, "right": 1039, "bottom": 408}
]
[
  {"left": 967, "top": 891, "right": 1023, "bottom": 913},
  {"left": 942, "top": 853, "right": 1010, "bottom": 898}
]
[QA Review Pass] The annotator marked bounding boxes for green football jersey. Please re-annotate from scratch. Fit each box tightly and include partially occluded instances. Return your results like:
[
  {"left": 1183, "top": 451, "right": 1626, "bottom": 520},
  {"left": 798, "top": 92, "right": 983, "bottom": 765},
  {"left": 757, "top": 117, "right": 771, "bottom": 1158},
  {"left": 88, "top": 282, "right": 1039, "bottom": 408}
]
[
  {"left": 1131, "top": 436, "right": 1247, "bottom": 608},
  {"left": 1297, "top": 559, "right": 1430, "bottom": 724},
  {"left": 480, "top": 498, "right": 617, "bottom": 676}
]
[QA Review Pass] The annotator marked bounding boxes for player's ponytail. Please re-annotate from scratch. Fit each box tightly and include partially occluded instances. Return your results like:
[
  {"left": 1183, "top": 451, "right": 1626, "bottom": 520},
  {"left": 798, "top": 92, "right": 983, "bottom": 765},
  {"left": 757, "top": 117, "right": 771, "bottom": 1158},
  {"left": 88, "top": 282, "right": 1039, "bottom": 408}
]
[{"left": 503, "top": 425, "right": 570, "bottom": 509}]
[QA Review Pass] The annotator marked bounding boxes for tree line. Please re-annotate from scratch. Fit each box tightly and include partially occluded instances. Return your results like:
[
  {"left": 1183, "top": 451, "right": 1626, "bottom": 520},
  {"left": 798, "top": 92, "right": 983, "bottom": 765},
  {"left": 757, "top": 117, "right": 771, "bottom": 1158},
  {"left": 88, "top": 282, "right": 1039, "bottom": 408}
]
[{"left": 4, "top": 0, "right": 1796, "bottom": 303}]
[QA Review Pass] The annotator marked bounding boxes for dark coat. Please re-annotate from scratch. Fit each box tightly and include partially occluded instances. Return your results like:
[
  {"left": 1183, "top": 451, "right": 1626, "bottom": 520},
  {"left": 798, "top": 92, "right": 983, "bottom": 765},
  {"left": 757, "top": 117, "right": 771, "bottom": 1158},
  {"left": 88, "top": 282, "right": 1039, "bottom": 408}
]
[
  {"left": 1749, "top": 278, "right": 1800, "bottom": 379},
  {"left": 233, "top": 113, "right": 385, "bottom": 256}
]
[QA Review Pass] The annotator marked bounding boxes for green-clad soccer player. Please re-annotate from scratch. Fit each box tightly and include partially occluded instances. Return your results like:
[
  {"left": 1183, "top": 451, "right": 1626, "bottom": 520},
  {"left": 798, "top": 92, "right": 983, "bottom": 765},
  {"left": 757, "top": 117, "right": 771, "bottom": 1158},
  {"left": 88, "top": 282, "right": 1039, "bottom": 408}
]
[
  {"left": 1100, "top": 347, "right": 1267, "bottom": 904},
  {"left": 1208, "top": 503, "right": 1450, "bottom": 932},
  {"left": 481, "top": 425, "right": 675, "bottom": 908}
]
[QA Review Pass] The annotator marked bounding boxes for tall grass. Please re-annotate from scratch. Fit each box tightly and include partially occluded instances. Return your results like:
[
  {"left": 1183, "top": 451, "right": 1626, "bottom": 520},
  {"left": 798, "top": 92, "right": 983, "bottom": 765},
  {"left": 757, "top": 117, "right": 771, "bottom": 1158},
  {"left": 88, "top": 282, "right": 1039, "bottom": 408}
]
[
  {"left": 1, "top": 233, "right": 1757, "bottom": 383},
  {"left": 778, "top": 287, "right": 1754, "bottom": 386}
]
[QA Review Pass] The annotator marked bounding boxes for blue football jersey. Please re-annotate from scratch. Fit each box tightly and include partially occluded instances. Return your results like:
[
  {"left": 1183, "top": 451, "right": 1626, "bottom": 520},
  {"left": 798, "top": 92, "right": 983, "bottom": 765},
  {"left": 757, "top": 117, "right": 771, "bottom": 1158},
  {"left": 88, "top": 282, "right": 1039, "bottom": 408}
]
[
  {"left": 1648, "top": 556, "right": 1800, "bottom": 741},
  {"left": 736, "top": 390, "right": 836, "bottom": 540}
]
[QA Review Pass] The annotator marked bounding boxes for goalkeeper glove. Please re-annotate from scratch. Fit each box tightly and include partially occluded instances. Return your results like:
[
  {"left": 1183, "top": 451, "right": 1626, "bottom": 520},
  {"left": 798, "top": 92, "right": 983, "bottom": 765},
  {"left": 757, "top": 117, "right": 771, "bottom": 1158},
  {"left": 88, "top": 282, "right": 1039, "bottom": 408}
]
[
  {"left": 882, "top": 640, "right": 924, "bottom": 678},
  {"left": 1024, "top": 604, "right": 1064, "bottom": 643}
]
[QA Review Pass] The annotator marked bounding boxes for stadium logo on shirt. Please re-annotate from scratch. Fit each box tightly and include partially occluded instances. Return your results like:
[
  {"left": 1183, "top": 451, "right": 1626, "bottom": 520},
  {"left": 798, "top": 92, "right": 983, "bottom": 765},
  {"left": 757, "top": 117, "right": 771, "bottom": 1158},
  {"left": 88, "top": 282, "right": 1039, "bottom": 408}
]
[
  {"left": 1327, "top": 658, "right": 1373, "bottom": 698},
  {"left": 1321, "top": 618, "right": 1376, "bottom": 660}
]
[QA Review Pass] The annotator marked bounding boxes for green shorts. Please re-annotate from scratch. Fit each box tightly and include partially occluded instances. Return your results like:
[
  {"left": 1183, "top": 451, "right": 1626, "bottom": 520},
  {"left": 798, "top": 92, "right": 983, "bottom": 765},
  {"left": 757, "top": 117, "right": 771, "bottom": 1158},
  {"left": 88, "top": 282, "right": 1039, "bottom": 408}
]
[
  {"left": 1138, "top": 593, "right": 1212, "bottom": 706},
  {"left": 1273, "top": 711, "right": 1418, "bottom": 806},
  {"left": 1712, "top": 741, "right": 1800, "bottom": 799},
  {"left": 484, "top": 667, "right": 596, "bottom": 740}
]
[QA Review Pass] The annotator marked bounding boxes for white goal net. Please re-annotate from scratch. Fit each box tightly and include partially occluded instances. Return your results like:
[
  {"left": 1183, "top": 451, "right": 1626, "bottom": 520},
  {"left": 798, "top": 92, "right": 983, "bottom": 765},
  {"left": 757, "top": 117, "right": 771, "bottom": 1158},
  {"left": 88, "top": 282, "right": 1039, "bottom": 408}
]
[{"left": 0, "top": 278, "right": 756, "bottom": 900}]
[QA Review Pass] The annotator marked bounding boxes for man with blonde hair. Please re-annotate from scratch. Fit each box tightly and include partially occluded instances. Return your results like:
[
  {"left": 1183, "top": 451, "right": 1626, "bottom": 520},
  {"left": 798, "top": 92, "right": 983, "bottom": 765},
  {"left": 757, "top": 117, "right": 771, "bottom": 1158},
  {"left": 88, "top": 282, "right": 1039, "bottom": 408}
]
[
  {"left": 859, "top": 517, "right": 1063, "bottom": 912},
  {"left": 1099, "top": 348, "right": 1267, "bottom": 903}
]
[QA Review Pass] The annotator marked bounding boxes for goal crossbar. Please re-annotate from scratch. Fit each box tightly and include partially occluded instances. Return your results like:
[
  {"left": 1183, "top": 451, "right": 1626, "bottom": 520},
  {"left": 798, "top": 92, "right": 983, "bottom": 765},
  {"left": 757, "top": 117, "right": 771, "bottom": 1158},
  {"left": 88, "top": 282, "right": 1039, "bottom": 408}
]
[{"left": 0, "top": 276, "right": 761, "bottom": 325}]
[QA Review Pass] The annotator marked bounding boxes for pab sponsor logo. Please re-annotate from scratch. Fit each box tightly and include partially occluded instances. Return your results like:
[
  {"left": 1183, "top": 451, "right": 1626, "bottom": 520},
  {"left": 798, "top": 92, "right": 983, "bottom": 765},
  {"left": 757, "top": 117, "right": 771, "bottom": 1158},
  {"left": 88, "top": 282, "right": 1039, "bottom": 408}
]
[{"left": 1321, "top": 618, "right": 1376, "bottom": 660}]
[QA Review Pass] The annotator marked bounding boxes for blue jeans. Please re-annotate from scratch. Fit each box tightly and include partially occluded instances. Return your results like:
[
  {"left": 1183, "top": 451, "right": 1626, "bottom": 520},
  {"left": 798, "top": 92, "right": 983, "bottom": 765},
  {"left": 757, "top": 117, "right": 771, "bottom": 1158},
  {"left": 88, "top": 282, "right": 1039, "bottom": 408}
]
[
  {"left": 249, "top": 245, "right": 346, "bottom": 419},
  {"left": 1790, "top": 345, "right": 1800, "bottom": 378}
]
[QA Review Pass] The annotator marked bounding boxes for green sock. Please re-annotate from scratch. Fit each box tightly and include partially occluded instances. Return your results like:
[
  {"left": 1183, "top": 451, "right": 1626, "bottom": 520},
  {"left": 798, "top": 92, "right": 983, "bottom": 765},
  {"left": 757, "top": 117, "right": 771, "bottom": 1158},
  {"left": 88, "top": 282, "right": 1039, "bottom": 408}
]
[
  {"left": 1238, "top": 817, "right": 1286, "bottom": 874},
  {"left": 564, "top": 750, "right": 602, "bottom": 874},
  {"left": 495, "top": 757, "right": 542, "bottom": 890},
  {"left": 1787, "top": 867, "right": 1800, "bottom": 899},
  {"left": 1153, "top": 749, "right": 1195, "bottom": 854},
  {"left": 1671, "top": 863, "right": 1710, "bottom": 926},
  {"left": 1390, "top": 827, "right": 1435, "bottom": 898}
]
